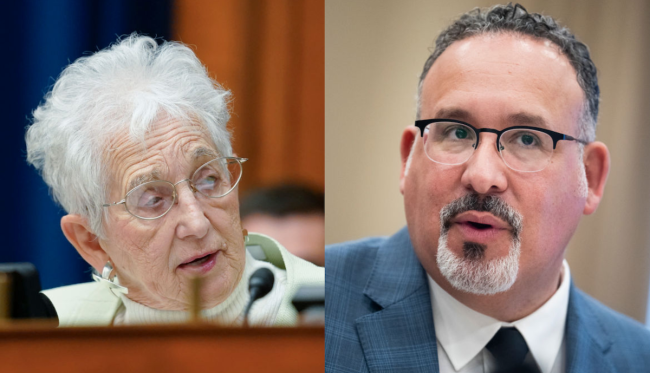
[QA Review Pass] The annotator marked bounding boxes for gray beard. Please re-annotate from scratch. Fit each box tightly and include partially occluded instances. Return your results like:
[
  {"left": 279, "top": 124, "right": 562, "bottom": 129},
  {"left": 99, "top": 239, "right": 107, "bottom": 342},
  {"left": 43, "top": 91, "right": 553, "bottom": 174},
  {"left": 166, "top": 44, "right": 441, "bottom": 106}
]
[{"left": 436, "top": 232, "right": 521, "bottom": 295}]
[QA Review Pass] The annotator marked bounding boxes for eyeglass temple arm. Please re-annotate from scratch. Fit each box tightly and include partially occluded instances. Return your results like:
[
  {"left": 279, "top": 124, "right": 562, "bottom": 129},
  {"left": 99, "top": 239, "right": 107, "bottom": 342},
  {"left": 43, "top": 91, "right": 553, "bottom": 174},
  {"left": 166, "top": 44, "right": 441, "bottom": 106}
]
[
  {"left": 563, "top": 135, "right": 590, "bottom": 145},
  {"left": 102, "top": 199, "right": 126, "bottom": 208}
]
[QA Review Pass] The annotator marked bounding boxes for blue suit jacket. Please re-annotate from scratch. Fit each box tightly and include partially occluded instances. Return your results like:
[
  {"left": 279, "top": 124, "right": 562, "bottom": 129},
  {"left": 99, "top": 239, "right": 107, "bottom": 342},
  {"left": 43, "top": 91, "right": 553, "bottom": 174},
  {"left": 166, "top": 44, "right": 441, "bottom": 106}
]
[{"left": 325, "top": 227, "right": 650, "bottom": 372}]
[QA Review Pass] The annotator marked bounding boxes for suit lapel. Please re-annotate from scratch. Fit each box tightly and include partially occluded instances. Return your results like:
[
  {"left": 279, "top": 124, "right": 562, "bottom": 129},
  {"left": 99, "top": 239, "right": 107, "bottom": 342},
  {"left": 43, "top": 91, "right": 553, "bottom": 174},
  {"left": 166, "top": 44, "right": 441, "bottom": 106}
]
[
  {"left": 355, "top": 230, "right": 619, "bottom": 373},
  {"left": 356, "top": 228, "right": 439, "bottom": 373},
  {"left": 565, "top": 283, "right": 615, "bottom": 373}
]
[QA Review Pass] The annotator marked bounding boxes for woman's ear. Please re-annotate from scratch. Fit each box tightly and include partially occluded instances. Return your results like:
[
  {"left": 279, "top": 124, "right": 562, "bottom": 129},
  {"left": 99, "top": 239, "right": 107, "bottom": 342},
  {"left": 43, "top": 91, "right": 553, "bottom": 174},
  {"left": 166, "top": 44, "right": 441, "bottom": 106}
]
[{"left": 61, "top": 214, "right": 107, "bottom": 272}]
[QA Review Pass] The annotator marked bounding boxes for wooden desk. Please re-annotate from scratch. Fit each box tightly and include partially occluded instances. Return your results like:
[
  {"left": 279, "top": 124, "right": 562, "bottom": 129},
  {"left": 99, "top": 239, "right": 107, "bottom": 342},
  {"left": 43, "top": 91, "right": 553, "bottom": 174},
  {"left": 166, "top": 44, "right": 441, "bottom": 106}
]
[{"left": 0, "top": 323, "right": 323, "bottom": 373}]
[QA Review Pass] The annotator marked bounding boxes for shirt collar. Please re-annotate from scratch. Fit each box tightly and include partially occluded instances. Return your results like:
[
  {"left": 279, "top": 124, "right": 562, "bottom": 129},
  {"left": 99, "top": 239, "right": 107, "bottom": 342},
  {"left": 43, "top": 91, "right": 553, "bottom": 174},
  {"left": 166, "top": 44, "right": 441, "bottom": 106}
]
[{"left": 429, "top": 260, "right": 571, "bottom": 373}]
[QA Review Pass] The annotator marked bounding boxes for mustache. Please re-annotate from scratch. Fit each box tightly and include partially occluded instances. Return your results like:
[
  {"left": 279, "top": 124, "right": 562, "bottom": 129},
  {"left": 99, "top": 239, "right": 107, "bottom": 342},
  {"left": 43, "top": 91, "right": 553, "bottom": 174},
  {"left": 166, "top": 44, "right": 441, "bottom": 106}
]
[{"left": 440, "top": 194, "right": 523, "bottom": 240}]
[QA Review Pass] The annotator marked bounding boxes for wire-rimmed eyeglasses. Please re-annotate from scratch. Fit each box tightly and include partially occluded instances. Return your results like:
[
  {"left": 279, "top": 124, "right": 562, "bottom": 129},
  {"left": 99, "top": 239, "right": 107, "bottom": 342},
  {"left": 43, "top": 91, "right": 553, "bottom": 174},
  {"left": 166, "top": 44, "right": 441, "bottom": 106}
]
[
  {"left": 102, "top": 157, "right": 247, "bottom": 220},
  {"left": 415, "top": 119, "right": 589, "bottom": 172}
]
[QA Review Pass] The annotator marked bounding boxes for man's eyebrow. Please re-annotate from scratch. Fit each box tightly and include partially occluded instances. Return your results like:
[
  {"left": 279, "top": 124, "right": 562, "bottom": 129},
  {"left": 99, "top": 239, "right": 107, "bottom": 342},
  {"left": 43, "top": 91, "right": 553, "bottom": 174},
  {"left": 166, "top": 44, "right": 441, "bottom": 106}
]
[
  {"left": 127, "top": 169, "right": 162, "bottom": 192},
  {"left": 434, "top": 108, "right": 473, "bottom": 122},
  {"left": 192, "top": 146, "right": 218, "bottom": 160},
  {"left": 506, "top": 112, "right": 548, "bottom": 128},
  {"left": 433, "top": 109, "right": 550, "bottom": 129}
]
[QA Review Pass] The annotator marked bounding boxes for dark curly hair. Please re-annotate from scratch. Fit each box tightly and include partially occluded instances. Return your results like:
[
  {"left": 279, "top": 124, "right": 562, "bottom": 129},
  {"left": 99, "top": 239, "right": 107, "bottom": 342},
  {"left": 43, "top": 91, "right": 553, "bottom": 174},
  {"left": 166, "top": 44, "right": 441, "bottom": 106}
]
[{"left": 418, "top": 3, "right": 599, "bottom": 141}]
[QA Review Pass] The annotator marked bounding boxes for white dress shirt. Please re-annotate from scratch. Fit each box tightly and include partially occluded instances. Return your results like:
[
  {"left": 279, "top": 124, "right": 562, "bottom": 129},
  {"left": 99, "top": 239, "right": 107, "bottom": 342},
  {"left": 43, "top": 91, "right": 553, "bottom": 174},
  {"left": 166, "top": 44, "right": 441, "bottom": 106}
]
[{"left": 429, "top": 260, "right": 571, "bottom": 373}]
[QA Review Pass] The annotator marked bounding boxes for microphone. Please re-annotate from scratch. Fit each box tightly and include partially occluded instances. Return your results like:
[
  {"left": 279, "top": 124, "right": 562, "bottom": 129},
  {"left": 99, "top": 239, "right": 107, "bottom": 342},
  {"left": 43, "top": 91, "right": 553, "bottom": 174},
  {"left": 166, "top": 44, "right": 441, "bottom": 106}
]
[
  {"left": 243, "top": 268, "right": 274, "bottom": 327},
  {"left": 0, "top": 263, "right": 58, "bottom": 324},
  {"left": 39, "top": 293, "right": 58, "bottom": 320}
]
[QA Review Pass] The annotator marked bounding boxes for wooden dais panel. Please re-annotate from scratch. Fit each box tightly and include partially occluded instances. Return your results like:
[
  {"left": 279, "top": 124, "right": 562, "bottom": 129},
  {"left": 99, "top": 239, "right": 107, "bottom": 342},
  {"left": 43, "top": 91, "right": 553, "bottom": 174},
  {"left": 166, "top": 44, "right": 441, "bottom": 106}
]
[{"left": 0, "top": 324, "right": 323, "bottom": 373}]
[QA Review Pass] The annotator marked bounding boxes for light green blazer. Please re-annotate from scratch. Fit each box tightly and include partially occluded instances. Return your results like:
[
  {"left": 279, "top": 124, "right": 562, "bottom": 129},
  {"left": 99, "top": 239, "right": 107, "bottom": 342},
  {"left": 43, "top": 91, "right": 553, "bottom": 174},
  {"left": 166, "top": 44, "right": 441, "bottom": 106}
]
[{"left": 43, "top": 233, "right": 324, "bottom": 327}]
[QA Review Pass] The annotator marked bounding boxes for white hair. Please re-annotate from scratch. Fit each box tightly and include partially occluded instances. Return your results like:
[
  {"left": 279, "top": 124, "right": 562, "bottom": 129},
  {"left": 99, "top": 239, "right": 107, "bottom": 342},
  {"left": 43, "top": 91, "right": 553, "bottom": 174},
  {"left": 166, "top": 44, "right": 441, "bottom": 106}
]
[
  {"left": 576, "top": 145, "right": 589, "bottom": 199},
  {"left": 436, "top": 232, "right": 521, "bottom": 295},
  {"left": 26, "top": 34, "right": 232, "bottom": 238}
]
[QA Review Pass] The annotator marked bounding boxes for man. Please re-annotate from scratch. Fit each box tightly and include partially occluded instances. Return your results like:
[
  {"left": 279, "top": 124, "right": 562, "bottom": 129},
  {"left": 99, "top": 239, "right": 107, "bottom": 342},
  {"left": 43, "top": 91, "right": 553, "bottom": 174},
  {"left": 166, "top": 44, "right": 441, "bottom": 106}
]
[
  {"left": 325, "top": 4, "right": 650, "bottom": 373},
  {"left": 241, "top": 184, "right": 325, "bottom": 266}
]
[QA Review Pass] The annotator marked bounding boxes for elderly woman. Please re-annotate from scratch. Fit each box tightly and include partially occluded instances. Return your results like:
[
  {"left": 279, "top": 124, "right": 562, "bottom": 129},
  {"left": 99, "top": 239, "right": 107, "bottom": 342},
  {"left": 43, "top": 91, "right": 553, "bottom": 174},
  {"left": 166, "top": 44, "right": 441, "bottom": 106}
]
[{"left": 25, "top": 34, "right": 323, "bottom": 326}]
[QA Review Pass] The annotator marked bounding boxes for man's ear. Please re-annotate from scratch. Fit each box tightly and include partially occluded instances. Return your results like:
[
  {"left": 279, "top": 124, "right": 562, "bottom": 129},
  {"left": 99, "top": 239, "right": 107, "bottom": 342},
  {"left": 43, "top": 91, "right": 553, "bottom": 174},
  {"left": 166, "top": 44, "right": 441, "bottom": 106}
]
[
  {"left": 61, "top": 214, "right": 108, "bottom": 272},
  {"left": 583, "top": 141, "right": 610, "bottom": 215},
  {"left": 400, "top": 126, "right": 419, "bottom": 194}
]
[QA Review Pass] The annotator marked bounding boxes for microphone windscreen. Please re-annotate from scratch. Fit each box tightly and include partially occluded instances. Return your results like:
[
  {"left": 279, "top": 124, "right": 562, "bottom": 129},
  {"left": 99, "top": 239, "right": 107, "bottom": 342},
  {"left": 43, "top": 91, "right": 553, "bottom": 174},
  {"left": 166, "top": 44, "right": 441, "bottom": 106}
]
[{"left": 248, "top": 268, "right": 275, "bottom": 300}]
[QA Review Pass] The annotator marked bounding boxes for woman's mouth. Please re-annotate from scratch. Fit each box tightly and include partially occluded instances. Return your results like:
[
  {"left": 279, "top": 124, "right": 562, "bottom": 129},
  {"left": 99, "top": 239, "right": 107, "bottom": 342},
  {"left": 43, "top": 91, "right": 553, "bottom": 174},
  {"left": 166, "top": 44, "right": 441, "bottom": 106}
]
[{"left": 178, "top": 251, "right": 218, "bottom": 274}]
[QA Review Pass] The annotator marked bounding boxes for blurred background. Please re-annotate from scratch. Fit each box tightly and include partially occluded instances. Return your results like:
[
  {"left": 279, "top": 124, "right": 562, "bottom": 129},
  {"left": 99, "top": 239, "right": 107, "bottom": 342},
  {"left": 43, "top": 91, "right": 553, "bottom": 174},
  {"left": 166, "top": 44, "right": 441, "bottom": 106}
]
[
  {"left": 0, "top": 0, "right": 323, "bottom": 290},
  {"left": 325, "top": 0, "right": 650, "bottom": 326}
]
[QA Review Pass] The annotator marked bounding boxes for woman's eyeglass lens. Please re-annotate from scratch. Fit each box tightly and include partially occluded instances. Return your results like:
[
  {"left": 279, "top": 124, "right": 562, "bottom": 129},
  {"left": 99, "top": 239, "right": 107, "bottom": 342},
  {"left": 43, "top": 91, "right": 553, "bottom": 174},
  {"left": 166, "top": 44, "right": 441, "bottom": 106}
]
[
  {"left": 423, "top": 121, "right": 555, "bottom": 172},
  {"left": 124, "top": 158, "right": 244, "bottom": 219}
]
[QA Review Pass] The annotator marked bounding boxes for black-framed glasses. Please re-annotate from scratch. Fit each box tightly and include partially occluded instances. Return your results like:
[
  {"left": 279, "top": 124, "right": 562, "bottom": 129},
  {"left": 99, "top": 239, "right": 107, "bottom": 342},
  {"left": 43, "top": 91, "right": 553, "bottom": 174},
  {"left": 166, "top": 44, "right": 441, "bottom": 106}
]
[
  {"left": 415, "top": 119, "right": 589, "bottom": 172},
  {"left": 102, "top": 157, "right": 247, "bottom": 220}
]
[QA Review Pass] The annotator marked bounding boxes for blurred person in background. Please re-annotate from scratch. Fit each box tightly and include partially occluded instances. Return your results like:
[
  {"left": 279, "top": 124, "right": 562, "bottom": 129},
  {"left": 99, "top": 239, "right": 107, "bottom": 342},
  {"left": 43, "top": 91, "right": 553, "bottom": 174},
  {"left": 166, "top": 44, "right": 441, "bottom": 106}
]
[
  {"left": 325, "top": 4, "right": 650, "bottom": 372},
  {"left": 26, "top": 34, "right": 323, "bottom": 327},
  {"left": 241, "top": 185, "right": 325, "bottom": 266}
]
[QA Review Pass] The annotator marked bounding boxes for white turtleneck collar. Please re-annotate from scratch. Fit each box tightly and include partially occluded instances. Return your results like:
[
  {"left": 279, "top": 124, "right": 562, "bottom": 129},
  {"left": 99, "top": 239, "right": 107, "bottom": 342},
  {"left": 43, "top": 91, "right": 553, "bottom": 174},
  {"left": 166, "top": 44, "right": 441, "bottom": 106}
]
[{"left": 113, "top": 250, "right": 287, "bottom": 326}]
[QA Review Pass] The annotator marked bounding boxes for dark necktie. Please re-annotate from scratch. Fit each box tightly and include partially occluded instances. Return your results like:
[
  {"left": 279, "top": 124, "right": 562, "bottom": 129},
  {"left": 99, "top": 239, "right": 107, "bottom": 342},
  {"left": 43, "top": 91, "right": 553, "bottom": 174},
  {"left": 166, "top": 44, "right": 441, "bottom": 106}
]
[{"left": 485, "top": 327, "right": 541, "bottom": 373}]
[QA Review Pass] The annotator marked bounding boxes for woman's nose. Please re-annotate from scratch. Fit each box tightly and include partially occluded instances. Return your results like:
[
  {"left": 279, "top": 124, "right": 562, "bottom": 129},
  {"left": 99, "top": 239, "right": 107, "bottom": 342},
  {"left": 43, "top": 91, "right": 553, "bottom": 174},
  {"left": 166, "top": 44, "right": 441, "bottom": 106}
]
[{"left": 174, "top": 181, "right": 210, "bottom": 240}]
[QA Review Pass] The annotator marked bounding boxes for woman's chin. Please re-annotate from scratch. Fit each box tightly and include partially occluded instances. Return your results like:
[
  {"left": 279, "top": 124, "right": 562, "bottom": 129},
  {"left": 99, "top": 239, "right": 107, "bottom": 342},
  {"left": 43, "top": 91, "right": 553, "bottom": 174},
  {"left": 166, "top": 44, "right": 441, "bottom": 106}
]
[{"left": 196, "top": 264, "right": 244, "bottom": 309}]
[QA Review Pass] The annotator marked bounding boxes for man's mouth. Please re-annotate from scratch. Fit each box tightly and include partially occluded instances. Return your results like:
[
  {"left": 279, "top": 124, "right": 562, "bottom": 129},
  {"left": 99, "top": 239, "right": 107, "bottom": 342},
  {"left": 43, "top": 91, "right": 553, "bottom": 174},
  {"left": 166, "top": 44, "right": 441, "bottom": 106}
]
[
  {"left": 451, "top": 211, "right": 510, "bottom": 229},
  {"left": 449, "top": 212, "right": 511, "bottom": 242},
  {"left": 439, "top": 194, "right": 523, "bottom": 241},
  {"left": 465, "top": 221, "right": 493, "bottom": 230}
]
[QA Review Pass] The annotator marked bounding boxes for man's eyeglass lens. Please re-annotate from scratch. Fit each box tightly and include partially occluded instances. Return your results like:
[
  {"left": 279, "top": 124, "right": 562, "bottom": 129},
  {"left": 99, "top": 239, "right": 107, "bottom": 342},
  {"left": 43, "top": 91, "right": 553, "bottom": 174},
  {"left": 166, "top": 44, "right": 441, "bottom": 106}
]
[
  {"left": 423, "top": 122, "right": 555, "bottom": 172},
  {"left": 125, "top": 158, "right": 243, "bottom": 219}
]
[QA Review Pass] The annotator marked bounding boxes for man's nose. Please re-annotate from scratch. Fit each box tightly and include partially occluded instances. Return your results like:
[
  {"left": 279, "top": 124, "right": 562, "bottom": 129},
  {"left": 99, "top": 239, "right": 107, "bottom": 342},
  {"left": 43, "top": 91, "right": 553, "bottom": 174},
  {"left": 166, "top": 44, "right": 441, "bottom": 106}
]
[
  {"left": 174, "top": 181, "right": 210, "bottom": 240},
  {"left": 460, "top": 134, "right": 509, "bottom": 195}
]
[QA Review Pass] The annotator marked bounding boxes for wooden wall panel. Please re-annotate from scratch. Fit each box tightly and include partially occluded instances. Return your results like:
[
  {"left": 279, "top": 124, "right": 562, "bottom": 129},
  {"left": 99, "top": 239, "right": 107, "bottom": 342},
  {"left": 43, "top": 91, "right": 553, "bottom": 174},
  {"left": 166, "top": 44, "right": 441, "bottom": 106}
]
[
  {"left": 174, "top": 0, "right": 324, "bottom": 193},
  {"left": 296, "top": 1, "right": 326, "bottom": 188}
]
